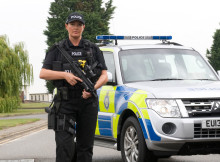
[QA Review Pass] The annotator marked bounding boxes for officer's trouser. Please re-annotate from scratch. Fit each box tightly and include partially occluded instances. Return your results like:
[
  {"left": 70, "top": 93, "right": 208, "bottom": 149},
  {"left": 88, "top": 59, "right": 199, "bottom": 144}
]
[{"left": 55, "top": 98, "right": 98, "bottom": 162}]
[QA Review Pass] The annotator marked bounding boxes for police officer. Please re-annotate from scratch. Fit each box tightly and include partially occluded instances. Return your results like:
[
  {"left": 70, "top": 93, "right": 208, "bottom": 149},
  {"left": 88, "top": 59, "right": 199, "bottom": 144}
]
[{"left": 40, "top": 12, "right": 108, "bottom": 162}]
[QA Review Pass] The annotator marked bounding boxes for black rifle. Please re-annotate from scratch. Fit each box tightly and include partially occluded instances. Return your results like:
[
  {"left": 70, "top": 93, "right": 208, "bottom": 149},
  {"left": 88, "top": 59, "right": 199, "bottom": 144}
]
[{"left": 56, "top": 44, "right": 97, "bottom": 98}]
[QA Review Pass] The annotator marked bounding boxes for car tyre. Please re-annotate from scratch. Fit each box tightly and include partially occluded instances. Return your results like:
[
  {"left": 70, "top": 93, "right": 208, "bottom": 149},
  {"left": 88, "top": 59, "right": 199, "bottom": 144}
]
[{"left": 120, "top": 116, "right": 157, "bottom": 162}]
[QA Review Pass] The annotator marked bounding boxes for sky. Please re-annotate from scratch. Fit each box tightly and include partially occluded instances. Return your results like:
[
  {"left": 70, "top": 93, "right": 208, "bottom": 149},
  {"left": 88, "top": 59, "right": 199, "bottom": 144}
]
[{"left": 0, "top": 0, "right": 220, "bottom": 94}]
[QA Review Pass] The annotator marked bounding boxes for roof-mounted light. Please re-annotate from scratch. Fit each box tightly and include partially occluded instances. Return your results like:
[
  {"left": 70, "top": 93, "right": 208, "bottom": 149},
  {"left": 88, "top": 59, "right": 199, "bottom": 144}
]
[{"left": 96, "top": 35, "right": 172, "bottom": 41}]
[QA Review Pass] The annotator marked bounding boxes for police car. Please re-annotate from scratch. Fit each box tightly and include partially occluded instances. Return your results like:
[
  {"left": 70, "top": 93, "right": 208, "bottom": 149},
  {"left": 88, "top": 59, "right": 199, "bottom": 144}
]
[{"left": 94, "top": 35, "right": 220, "bottom": 162}]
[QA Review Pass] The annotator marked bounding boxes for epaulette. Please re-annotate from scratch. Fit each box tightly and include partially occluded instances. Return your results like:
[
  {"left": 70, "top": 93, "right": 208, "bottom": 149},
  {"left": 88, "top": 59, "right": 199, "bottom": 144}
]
[
  {"left": 55, "top": 39, "right": 66, "bottom": 47},
  {"left": 83, "top": 39, "right": 94, "bottom": 48},
  {"left": 47, "top": 39, "right": 66, "bottom": 53}
]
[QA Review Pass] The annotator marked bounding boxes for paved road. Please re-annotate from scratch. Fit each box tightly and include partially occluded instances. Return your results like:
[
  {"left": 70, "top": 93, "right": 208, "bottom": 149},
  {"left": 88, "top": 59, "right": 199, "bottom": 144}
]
[
  {"left": 0, "top": 129, "right": 122, "bottom": 162},
  {"left": 0, "top": 128, "right": 220, "bottom": 162}
]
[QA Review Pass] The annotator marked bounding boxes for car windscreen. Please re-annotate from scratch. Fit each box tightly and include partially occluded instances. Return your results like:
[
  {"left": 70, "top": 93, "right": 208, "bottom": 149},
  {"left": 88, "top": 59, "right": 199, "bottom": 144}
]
[{"left": 119, "top": 48, "right": 218, "bottom": 83}]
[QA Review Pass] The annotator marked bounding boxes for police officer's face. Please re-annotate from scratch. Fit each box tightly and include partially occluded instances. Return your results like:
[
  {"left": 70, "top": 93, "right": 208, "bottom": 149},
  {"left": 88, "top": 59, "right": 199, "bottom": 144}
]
[{"left": 65, "top": 21, "right": 85, "bottom": 39}]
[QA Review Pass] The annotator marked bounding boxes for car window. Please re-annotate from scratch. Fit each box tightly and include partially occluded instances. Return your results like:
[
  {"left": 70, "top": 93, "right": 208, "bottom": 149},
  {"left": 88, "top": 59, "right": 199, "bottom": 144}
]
[
  {"left": 119, "top": 49, "right": 218, "bottom": 83},
  {"left": 103, "top": 51, "right": 116, "bottom": 82}
]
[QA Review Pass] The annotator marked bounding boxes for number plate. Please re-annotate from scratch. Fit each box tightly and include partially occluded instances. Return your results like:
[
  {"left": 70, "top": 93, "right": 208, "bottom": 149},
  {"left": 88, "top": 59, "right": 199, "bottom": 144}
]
[{"left": 202, "top": 120, "right": 220, "bottom": 129}]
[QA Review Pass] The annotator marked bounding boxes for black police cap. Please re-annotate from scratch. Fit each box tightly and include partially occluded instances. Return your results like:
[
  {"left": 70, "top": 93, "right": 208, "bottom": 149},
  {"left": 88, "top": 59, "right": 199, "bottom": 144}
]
[{"left": 66, "top": 12, "right": 85, "bottom": 24}]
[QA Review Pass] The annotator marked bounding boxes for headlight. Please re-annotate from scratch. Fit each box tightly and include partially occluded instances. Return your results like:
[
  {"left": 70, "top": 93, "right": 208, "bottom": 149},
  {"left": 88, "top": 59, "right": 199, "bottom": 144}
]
[{"left": 146, "top": 99, "right": 181, "bottom": 118}]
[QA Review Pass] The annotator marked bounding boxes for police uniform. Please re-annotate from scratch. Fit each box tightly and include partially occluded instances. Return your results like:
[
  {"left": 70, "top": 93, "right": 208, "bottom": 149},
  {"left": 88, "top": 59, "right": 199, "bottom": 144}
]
[{"left": 42, "top": 37, "right": 107, "bottom": 162}]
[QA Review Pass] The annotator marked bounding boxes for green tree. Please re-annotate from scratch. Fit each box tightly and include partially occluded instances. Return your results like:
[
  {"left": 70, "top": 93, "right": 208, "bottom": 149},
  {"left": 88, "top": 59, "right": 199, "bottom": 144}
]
[
  {"left": 44, "top": 0, "right": 115, "bottom": 93},
  {"left": 0, "top": 35, "right": 33, "bottom": 113},
  {"left": 46, "top": 80, "right": 55, "bottom": 94},
  {"left": 208, "top": 27, "right": 220, "bottom": 71},
  {"left": 14, "top": 42, "right": 34, "bottom": 88}
]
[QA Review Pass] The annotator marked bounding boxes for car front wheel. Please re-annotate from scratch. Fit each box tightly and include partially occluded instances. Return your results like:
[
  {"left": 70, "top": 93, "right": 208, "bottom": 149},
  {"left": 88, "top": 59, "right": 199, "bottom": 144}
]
[{"left": 120, "top": 116, "right": 157, "bottom": 162}]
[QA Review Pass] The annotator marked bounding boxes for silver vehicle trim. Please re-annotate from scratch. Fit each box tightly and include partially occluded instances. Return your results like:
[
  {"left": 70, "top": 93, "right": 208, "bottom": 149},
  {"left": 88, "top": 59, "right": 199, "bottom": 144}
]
[{"left": 176, "top": 99, "right": 189, "bottom": 117}]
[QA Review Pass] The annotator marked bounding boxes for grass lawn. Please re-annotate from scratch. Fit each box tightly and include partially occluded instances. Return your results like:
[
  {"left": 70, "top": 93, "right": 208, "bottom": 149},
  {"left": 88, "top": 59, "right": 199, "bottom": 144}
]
[
  {"left": 20, "top": 102, "right": 50, "bottom": 108},
  {"left": 0, "top": 102, "right": 49, "bottom": 130},
  {"left": 0, "top": 118, "right": 40, "bottom": 130},
  {"left": 0, "top": 108, "right": 46, "bottom": 117},
  {"left": 0, "top": 102, "right": 50, "bottom": 117}
]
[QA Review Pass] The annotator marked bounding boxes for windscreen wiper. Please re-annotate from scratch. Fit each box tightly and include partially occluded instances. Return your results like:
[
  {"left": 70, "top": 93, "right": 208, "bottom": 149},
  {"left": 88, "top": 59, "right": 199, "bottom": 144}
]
[
  {"left": 191, "top": 79, "right": 216, "bottom": 81},
  {"left": 150, "top": 78, "right": 184, "bottom": 81}
]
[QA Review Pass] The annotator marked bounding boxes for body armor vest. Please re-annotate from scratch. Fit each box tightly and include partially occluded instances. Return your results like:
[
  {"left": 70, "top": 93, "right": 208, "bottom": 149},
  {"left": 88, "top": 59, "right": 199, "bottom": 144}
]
[{"left": 52, "top": 39, "right": 102, "bottom": 90}]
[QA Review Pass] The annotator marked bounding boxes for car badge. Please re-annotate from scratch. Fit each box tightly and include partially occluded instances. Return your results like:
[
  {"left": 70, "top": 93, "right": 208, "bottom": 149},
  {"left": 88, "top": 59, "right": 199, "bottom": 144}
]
[
  {"left": 211, "top": 101, "right": 220, "bottom": 112},
  {"left": 104, "top": 92, "right": 110, "bottom": 111}
]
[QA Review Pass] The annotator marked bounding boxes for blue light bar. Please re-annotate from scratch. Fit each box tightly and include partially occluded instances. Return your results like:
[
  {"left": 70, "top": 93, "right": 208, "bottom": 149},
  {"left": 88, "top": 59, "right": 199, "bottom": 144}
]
[{"left": 96, "top": 35, "right": 172, "bottom": 40}]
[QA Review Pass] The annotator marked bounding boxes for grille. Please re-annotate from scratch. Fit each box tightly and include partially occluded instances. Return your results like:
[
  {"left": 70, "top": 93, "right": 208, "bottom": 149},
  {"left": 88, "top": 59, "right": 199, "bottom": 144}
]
[
  {"left": 194, "top": 123, "right": 220, "bottom": 138},
  {"left": 182, "top": 99, "right": 220, "bottom": 117}
]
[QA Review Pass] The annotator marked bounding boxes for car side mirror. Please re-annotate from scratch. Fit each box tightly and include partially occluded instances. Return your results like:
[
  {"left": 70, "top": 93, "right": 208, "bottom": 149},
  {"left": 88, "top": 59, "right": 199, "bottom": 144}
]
[
  {"left": 107, "top": 71, "right": 113, "bottom": 82},
  {"left": 107, "top": 71, "right": 116, "bottom": 85}
]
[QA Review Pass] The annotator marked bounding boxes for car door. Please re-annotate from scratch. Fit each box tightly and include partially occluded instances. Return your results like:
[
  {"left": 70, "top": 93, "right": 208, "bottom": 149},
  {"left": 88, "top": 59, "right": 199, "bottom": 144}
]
[{"left": 96, "top": 49, "right": 117, "bottom": 138}]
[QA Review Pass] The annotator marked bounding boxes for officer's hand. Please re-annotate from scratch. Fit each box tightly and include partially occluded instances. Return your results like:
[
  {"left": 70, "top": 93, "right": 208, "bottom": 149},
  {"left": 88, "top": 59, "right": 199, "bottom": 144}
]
[
  {"left": 82, "top": 89, "right": 92, "bottom": 99},
  {"left": 64, "top": 72, "right": 82, "bottom": 86}
]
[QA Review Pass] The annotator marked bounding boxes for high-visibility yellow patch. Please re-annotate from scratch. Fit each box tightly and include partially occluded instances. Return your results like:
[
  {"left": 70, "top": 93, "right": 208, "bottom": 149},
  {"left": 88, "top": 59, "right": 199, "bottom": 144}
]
[
  {"left": 129, "top": 90, "right": 148, "bottom": 108},
  {"left": 127, "top": 102, "right": 141, "bottom": 117},
  {"left": 112, "top": 114, "right": 120, "bottom": 138},
  {"left": 140, "top": 109, "right": 150, "bottom": 119},
  {"left": 99, "top": 86, "right": 116, "bottom": 113},
  {"left": 95, "top": 120, "right": 100, "bottom": 135},
  {"left": 100, "top": 48, "right": 114, "bottom": 52}
]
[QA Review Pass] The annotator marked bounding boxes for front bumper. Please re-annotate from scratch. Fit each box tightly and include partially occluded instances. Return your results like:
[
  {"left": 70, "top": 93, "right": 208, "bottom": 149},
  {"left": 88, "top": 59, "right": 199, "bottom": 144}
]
[{"left": 145, "top": 109, "right": 220, "bottom": 155}]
